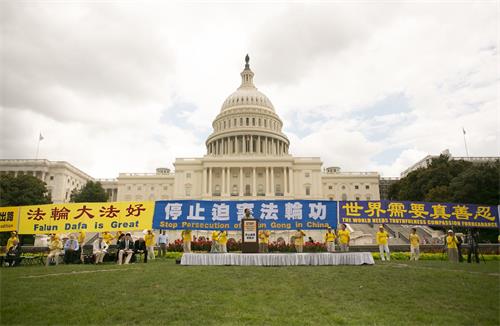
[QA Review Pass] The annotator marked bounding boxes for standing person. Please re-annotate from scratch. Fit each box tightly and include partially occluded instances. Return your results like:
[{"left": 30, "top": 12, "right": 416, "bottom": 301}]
[
  {"left": 6, "top": 231, "right": 19, "bottom": 251},
  {"left": 409, "top": 228, "right": 420, "bottom": 261},
  {"left": 337, "top": 224, "right": 351, "bottom": 252},
  {"left": 92, "top": 234, "right": 109, "bottom": 264},
  {"left": 63, "top": 234, "right": 80, "bottom": 264},
  {"left": 446, "top": 230, "right": 459, "bottom": 263},
  {"left": 46, "top": 234, "right": 63, "bottom": 266},
  {"left": 77, "top": 231, "right": 86, "bottom": 263},
  {"left": 376, "top": 225, "right": 390, "bottom": 261},
  {"left": 157, "top": 230, "right": 169, "bottom": 258},
  {"left": 144, "top": 230, "right": 156, "bottom": 260},
  {"left": 117, "top": 233, "right": 135, "bottom": 265},
  {"left": 456, "top": 233, "right": 464, "bottom": 263},
  {"left": 244, "top": 208, "right": 253, "bottom": 219},
  {"left": 102, "top": 231, "right": 114, "bottom": 245},
  {"left": 181, "top": 229, "right": 192, "bottom": 253},
  {"left": 258, "top": 230, "right": 270, "bottom": 253},
  {"left": 218, "top": 230, "right": 228, "bottom": 253},
  {"left": 294, "top": 229, "right": 306, "bottom": 253},
  {"left": 324, "top": 227, "right": 336, "bottom": 253},
  {"left": 211, "top": 230, "right": 220, "bottom": 253}
]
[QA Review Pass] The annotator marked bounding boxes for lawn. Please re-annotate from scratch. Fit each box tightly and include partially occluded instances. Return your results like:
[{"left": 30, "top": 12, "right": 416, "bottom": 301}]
[{"left": 1, "top": 258, "right": 499, "bottom": 325}]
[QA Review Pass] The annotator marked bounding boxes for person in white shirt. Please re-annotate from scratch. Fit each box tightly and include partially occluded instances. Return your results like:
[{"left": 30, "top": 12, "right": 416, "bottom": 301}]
[
  {"left": 93, "top": 234, "right": 109, "bottom": 264},
  {"left": 157, "top": 230, "right": 169, "bottom": 258}
]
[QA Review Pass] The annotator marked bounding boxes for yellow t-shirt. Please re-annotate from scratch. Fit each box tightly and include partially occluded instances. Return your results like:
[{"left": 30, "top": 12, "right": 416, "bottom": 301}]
[
  {"left": 337, "top": 230, "right": 350, "bottom": 244},
  {"left": 78, "top": 232, "right": 86, "bottom": 244},
  {"left": 6, "top": 236, "right": 18, "bottom": 250},
  {"left": 49, "top": 239, "right": 62, "bottom": 251},
  {"left": 211, "top": 231, "right": 220, "bottom": 242},
  {"left": 409, "top": 233, "right": 420, "bottom": 247},
  {"left": 145, "top": 233, "right": 155, "bottom": 246},
  {"left": 218, "top": 232, "right": 228, "bottom": 245},
  {"left": 182, "top": 230, "right": 192, "bottom": 242},
  {"left": 259, "top": 231, "right": 270, "bottom": 244},
  {"left": 103, "top": 233, "right": 114, "bottom": 245},
  {"left": 324, "top": 231, "right": 336, "bottom": 243},
  {"left": 376, "top": 231, "right": 389, "bottom": 245},
  {"left": 294, "top": 231, "right": 305, "bottom": 246},
  {"left": 446, "top": 235, "right": 458, "bottom": 249}
]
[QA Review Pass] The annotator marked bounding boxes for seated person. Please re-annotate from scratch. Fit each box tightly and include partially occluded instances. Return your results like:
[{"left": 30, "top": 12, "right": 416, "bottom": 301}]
[
  {"left": 5, "top": 240, "right": 22, "bottom": 267},
  {"left": 134, "top": 237, "right": 148, "bottom": 263},
  {"left": 117, "top": 233, "right": 134, "bottom": 265},
  {"left": 63, "top": 234, "right": 80, "bottom": 264},
  {"left": 93, "top": 234, "right": 109, "bottom": 264},
  {"left": 46, "top": 234, "right": 63, "bottom": 266}
]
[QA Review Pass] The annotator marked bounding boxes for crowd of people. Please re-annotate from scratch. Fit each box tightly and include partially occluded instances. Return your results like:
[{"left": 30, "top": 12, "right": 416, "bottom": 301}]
[{"left": 0, "top": 225, "right": 478, "bottom": 267}]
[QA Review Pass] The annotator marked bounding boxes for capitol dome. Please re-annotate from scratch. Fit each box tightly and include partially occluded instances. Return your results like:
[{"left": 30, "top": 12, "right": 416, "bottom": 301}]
[{"left": 205, "top": 55, "right": 290, "bottom": 157}]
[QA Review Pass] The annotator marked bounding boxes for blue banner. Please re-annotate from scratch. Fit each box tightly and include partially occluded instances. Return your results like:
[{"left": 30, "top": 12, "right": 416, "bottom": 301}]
[
  {"left": 153, "top": 200, "right": 337, "bottom": 230},
  {"left": 339, "top": 200, "right": 499, "bottom": 228}
]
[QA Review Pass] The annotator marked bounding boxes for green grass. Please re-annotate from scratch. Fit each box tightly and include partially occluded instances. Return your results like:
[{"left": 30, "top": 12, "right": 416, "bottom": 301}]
[{"left": 1, "top": 258, "right": 499, "bottom": 325}]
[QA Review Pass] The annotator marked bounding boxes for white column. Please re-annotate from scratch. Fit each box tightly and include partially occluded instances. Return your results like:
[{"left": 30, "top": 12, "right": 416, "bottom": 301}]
[
  {"left": 202, "top": 168, "right": 207, "bottom": 195},
  {"left": 265, "top": 167, "right": 269, "bottom": 195},
  {"left": 289, "top": 168, "right": 294, "bottom": 195},
  {"left": 239, "top": 167, "right": 243, "bottom": 196},
  {"left": 252, "top": 167, "right": 256, "bottom": 196},
  {"left": 222, "top": 167, "right": 226, "bottom": 195},
  {"left": 227, "top": 168, "right": 231, "bottom": 195},
  {"left": 283, "top": 166, "right": 288, "bottom": 196},
  {"left": 270, "top": 167, "right": 275, "bottom": 196},
  {"left": 257, "top": 136, "right": 261, "bottom": 154},
  {"left": 208, "top": 168, "right": 213, "bottom": 196}
]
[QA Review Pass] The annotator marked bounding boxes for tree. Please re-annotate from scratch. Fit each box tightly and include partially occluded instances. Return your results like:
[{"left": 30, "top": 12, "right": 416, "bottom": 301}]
[
  {"left": 0, "top": 174, "right": 51, "bottom": 206},
  {"left": 388, "top": 156, "right": 500, "bottom": 242},
  {"left": 70, "top": 181, "right": 108, "bottom": 202}
]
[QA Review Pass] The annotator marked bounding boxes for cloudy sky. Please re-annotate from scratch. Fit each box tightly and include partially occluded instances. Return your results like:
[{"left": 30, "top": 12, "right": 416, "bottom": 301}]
[{"left": 1, "top": 1, "right": 498, "bottom": 178}]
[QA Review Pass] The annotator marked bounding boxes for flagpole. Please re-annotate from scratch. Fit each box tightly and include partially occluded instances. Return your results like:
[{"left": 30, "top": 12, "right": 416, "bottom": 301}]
[{"left": 462, "top": 127, "right": 469, "bottom": 158}]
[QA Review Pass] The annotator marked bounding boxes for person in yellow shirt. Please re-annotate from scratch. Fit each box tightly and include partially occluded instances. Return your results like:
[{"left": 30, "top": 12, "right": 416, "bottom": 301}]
[
  {"left": 337, "top": 224, "right": 350, "bottom": 252},
  {"left": 6, "top": 231, "right": 19, "bottom": 251},
  {"left": 46, "top": 234, "right": 63, "bottom": 266},
  {"left": 181, "top": 229, "right": 192, "bottom": 253},
  {"left": 259, "top": 230, "right": 270, "bottom": 253},
  {"left": 77, "top": 231, "right": 86, "bottom": 263},
  {"left": 294, "top": 229, "right": 306, "bottom": 253},
  {"left": 102, "top": 231, "right": 115, "bottom": 245},
  {"left": 376, "top": 225, "right": 390, "bottom": 261},
  {"left": 409, "top": 228, "right": 420, "bottom": 261},
  {"left": 324, "top": 227, "right": 336, "bottom": 253},
  {"left": 211, "top": 230, "right": 220, "bottom": 253},
  {"left": 218, "top": 230, "right": 228, "bottom": 253},
  {"left": 446, "top": 230, "right": 459, "bottom": 263},
  {"left": 145, "top": 230, "right": 156, "bottom": 260}
]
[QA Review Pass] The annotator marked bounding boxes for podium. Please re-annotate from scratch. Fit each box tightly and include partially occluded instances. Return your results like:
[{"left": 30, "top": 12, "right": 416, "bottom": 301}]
[{"left": 241, "top": 218, "right": 259, "bottom": 253}]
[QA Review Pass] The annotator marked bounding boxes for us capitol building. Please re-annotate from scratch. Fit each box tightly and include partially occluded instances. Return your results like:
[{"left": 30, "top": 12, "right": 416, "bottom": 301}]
[{"left": 1, "top": 56, "right": 385, "bottom": 243}]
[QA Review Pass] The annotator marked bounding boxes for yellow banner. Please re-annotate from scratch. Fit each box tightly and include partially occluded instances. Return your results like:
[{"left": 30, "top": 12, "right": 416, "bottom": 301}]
[
  {"left": 0, "top": 206, "right": 19, "bottom": 232},
  {"left": 18, "top": 201, "right": 154, "bottom": 234}
]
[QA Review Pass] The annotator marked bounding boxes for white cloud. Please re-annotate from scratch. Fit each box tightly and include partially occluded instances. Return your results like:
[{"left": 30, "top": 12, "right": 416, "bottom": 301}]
[{"left": 0, "top": 2, "right": 498, "bottom": 178}]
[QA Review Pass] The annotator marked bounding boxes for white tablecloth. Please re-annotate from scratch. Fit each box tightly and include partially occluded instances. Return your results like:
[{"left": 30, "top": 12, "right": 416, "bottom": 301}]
[{"left": 180, "top": 252, "right": 374, "bottom": 266}]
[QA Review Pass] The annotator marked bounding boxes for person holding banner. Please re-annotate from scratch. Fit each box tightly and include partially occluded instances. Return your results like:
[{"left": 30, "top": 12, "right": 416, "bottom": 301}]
[
  {"left": 181, "top": 229, "right": 192, "bottom": 253},
  {"left": 337, "top": 224, "right": 350, "bottom": 252},
  {"left": 446, "top": 230, "right": 459, "bottom": 263},
  {"left": 211, "top": 230, "right": 220, "bottom": 253},
  {"left": 409, "top": 228, "right": 420, "bottom": 261},
  {"left": 6, "top": 231, "right": 19, "bottom": 251},
  {"left": 324, "top": 227, "right": 336, "bottom": 252},
  {"left": 294, "top": 229, "right": 306, "bottom": 253},
  {"left": 376, "top": 226, "right": 390, "bottom": 261},
  {"left": 145, "top": 230, "right": 156, "bottom": 260},
  {"left": 92, "top": 234, "right": 109, "bottom": 264},
  {"left": 218, "top": 230, "right": 228, "bottom": 253},
  {"left": 259, "top": 230, "right": 270, "bottom": 253},
  {"left": 46, "top": 234, "right": 63, "bottom": 266}
]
